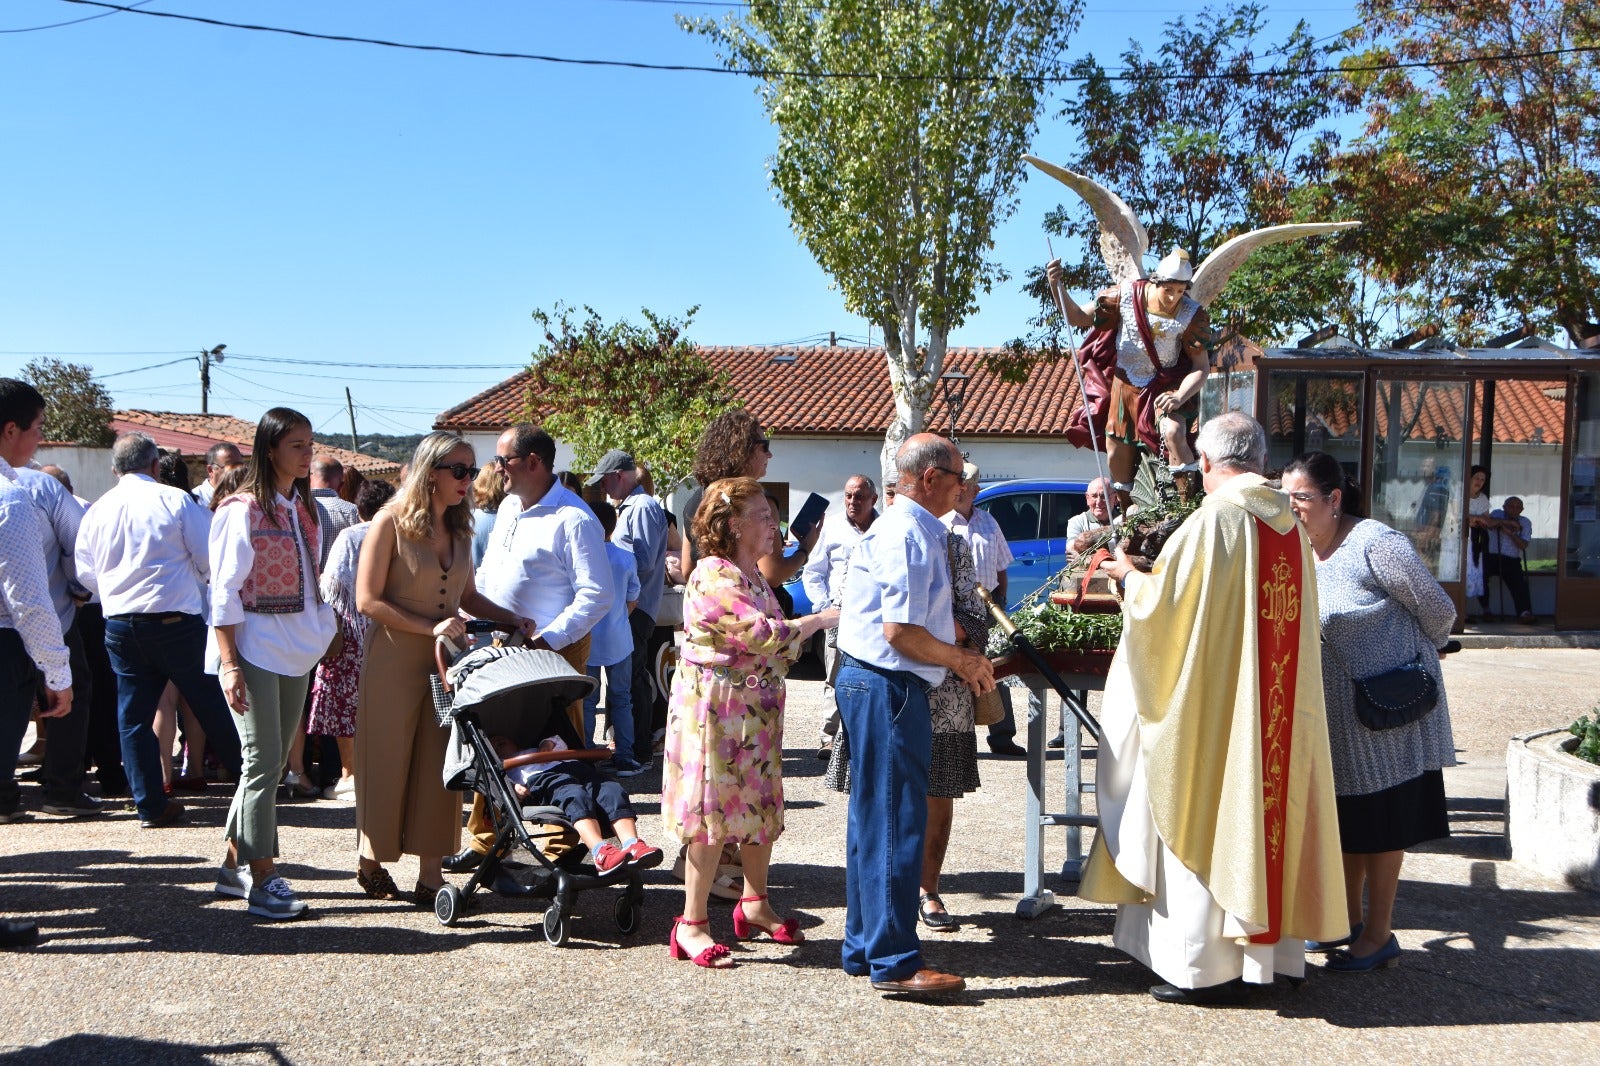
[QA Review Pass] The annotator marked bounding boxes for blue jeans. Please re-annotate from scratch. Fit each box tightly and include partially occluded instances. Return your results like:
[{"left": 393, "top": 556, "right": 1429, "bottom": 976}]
[
  {"left": 584, "top": 660, "right": 633, "bottom": 759},
  {"left": 837, "top": 659, "right": 931, "bottom": 983},
  {"left": 103, "top": 613, "right": 242, "bottom": 821}
]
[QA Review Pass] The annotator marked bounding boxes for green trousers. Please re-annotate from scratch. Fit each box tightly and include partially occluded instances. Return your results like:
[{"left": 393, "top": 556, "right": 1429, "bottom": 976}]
[{"left": 225, "top": 659, "right": 311, "bottom": 863}]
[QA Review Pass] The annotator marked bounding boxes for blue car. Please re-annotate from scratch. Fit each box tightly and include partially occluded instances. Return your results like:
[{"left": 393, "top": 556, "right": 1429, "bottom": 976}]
[{"left": 974, "top": 478, "right": 1091, "bottom": 607}]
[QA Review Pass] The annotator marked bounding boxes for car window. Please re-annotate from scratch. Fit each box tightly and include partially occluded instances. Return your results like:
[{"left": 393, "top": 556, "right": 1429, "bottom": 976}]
[
  {"left": 1047, "top": 492, "right": 1087, "bottom": 538},
  {"left": 980, "top": 493, "right": 1042, "bottom": 541}
]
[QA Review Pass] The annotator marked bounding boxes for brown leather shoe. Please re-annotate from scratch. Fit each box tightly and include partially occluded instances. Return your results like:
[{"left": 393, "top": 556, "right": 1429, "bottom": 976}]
[
  {"left": 871, "top": 968, "right": 967, "bottom": 995},
  {"left": 138, "top": 801, "right": 186, "bottom": 829}
]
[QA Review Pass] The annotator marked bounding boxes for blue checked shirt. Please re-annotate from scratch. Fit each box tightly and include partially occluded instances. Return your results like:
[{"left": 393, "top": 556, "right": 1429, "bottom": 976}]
[
  {"left": 0, "top": 458, "right": 71, "bottom": 690},
  {"left": 836, "top": 494, "right": 954, "bottom": 688}
]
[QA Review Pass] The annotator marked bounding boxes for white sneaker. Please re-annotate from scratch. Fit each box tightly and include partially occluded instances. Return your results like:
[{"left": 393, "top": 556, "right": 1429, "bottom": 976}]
[
  {"left": 331, "top": 777, "right": 357, "bottom": 801},
  {"left": 247, "top": 876, "right": 307, "bottom": 920},
  {"left": 215, "top": 864, "right": 253, "bottom": 899}
]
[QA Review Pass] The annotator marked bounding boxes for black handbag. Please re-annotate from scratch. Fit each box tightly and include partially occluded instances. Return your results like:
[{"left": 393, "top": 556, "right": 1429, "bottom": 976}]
[{"left": 1349, "top": 655, "right": 1438, "bottom": 731}]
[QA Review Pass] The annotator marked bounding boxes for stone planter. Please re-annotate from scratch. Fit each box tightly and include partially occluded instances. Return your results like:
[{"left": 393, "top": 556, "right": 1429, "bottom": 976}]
[{"left": 1506, "top": 728, "right": 1600, "bottom": 891}]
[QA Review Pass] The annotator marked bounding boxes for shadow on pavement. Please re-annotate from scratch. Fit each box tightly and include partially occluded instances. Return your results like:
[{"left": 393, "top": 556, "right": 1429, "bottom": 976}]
[{"left": 0, "top": 1036, "right": 290, "bottom": 1064}]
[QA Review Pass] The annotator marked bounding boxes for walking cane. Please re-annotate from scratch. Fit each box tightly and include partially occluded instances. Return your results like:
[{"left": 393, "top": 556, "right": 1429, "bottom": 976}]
[{"left": 977, "top": 586, "right": 1104, "bottom": 745}]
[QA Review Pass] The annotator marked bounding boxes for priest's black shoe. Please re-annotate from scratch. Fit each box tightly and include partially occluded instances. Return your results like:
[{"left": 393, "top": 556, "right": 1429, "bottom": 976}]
[
  {"left": 441, "top": 847, "right": 483, "bottom": 874},
  {"left": 1149, "top": 979, "right": 1248, "bottom": 1006},
  {"left": 987, "top": 738, "right": 1028, "bottom": 757}
]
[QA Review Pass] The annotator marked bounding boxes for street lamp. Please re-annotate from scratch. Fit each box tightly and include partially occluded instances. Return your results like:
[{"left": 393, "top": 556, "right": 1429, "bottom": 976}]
[{"left": 939, "top": 368, "right": 969, "bottom": 445}]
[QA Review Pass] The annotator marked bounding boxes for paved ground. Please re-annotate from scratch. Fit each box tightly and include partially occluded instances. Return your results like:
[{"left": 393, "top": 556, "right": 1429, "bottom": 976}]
[{"left": 4, "top": 648, "right": 1600, "bottom": 1065}]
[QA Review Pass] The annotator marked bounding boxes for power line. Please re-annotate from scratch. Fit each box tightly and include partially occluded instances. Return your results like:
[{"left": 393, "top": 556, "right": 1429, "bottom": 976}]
[
  {"left": 0, "top": 0, "right": 150, "bottom": 33},
  {"left": 225, "top": 352, "right": 525, "bottom": 370},
  {"left": 60, "top": 1, "right": 1600, "bottom": 83},
  {"left": 95, "top": 356, "right": 194, "bottom": 379},
  {"left": 0, "top": 349, "right": 191, "bottom": 356}
]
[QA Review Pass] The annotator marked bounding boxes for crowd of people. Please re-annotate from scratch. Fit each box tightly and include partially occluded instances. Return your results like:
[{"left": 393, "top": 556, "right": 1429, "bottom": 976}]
[{"left": 1, "top": 376, "right": 1463, "bottom": 1008}]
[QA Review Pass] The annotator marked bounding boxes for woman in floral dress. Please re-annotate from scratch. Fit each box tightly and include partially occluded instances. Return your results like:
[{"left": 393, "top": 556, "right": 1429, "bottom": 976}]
[{"left": 661, "top": 477, "right": 838, "bottom": 968}]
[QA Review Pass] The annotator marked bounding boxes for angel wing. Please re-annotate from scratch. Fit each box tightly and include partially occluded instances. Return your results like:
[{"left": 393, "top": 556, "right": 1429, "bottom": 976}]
[
  {"left": 1023, "top": 154, "right": 1149, "bottom": 284},
  {"left": 1189, "top": 222, "right": 1361, "bottom": 308}
]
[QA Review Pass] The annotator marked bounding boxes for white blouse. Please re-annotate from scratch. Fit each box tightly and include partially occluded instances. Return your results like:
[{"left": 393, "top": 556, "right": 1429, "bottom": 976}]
[{"left": 208, "top": 491, "right": 336, "bottom": 678}]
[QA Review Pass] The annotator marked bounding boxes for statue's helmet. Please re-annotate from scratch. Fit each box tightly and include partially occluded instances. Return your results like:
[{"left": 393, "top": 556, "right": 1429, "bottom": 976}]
[{"left": 1150, "top": 247, "right": 1193, "bottom": 283}]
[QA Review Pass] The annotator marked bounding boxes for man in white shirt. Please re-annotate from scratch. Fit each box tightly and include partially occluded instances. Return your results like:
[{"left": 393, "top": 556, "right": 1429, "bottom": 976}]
[
  {"left": 191, "top": 442, "right": 244, "bottom": 508},
  {"left": 943, "top": 462, "right": 1024, "bottom": 756},
  {"left": 0, "top": 380, "right": 98, "bottom": 818},
  {"left": 74, "top": 433, "right": 242, "bottom": 829},
  {"left": 1486, "top": 496, "right": 1535, "bottom": 621},
  {"left": 447, "top": 423, "right": 614, "bottom": 874},
  {"left": 801, "top": 473, "right": 878, "bottom": 757},
  {"left": 836, "top": 433, "right": 994, "bottom": 996},
  {"left": 0, "top": 381, "right": 76, "bottom": 826},
  {"left": 1064, "top": 477, "right": 1113, "bottom": 551},
  {"left": 0, "top": 381, "right": 75, "bottom": 948}
]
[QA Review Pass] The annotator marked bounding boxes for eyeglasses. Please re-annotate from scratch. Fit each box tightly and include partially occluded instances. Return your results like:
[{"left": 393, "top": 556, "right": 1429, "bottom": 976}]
[
  {"left": 931, "top": 465, "right": 964, "bottom": 479},
  {"left": 434, "top": 463, "right": 480, "bottom": 481},
  {"left": 1287, "top": 491, "right": 1327, "bottom": 503},
  {"left": 753, "top": 439, "right": 772, "bottom": 454},
  {"left": 492, "top": 454, "right": 523, "bottom": 468}
]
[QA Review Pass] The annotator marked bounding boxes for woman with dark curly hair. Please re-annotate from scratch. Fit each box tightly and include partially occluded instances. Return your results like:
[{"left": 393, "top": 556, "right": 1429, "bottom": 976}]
[{"left": 680, "top": 408, "right": 822, "bottom": 592}]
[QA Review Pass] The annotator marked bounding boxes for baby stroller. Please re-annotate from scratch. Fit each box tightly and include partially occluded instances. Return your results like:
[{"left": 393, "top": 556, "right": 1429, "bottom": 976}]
[{"left": 433, "top": 628, "right": 645, "bottom": 946}]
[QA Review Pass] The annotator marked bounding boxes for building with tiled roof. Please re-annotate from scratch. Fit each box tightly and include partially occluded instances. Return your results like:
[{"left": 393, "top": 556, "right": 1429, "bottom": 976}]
[
  {"left": 112, "top": 410, "right": 400, "bottom": 478},
  {"left": 435, "top": 345, "right": 1106, "bottom": 518},
  {"left": 436, "top": 345, "right": 1084, "bottom": 440}
]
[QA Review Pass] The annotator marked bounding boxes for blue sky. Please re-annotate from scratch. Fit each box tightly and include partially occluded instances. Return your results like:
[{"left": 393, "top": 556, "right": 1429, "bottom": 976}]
[{"left": 0, "top": 1, "right": 1358, "bottom": 436}]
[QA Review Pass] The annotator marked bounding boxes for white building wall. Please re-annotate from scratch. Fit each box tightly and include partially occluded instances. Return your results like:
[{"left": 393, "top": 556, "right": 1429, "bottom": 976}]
[{"left": 34, "top": 445, "right": 116, "bottom": 503}]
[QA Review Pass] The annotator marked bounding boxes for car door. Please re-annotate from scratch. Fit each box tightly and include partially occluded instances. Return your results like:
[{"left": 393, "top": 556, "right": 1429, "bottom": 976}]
[{"left": 979, "top": 489, "right": 1045, "bottom": 606}]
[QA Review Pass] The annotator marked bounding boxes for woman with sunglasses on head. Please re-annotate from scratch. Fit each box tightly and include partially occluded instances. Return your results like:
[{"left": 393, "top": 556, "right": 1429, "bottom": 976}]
[
  {"left": 1281, "top": 451, "right": 1457, "bottom": 973},
  {"left": 352, "top": 433, "right": 529, "bottom": 908},
  {"left": 208, "top": 407, "right": 338, "bottom": 919}
]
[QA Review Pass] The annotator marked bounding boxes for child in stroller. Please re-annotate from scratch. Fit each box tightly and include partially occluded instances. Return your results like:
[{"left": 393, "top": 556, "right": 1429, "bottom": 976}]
[{"left": 488, "top": 734, "right": 662, "bottom": 875}]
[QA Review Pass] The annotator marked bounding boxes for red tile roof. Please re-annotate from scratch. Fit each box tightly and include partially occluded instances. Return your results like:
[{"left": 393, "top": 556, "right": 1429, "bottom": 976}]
[
  {"left": 112, "top": 411, "right": 400, "bottom": 477},
  {"left": 1267, "top": 378, "right": 1565, "bottom": 446},
  {"left": 434, "top": 346, "right": 1085, "bottom": 438}
]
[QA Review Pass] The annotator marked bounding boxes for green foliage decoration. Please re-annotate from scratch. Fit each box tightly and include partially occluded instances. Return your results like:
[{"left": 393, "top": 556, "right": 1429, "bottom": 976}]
[{"left": 1570, "top": 714, "right": 1600, "bottom": 767}]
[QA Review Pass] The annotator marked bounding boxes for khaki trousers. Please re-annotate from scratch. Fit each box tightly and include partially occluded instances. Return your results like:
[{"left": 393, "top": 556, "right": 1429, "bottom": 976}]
[{"left": 226, "top": 659, "right": 311, "bottom": 863}]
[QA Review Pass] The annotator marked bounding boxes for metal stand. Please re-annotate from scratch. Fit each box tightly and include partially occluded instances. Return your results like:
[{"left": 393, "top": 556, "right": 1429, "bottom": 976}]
[{"left": 1015, "top": 671, "right": 1104, "bottom": 919}]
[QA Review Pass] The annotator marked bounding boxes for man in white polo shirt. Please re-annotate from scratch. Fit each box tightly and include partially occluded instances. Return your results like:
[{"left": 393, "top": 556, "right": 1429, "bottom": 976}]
[
  {"left": 446, "top": 423, "right": 613, "bottom": 875},
  {"left": 836, "top": 433, "right": 994, "bottom": 996}
]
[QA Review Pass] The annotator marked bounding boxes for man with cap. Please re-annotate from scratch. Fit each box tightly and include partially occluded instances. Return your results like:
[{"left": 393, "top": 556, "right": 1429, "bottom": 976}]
[
  {"left": 1047, "top": 247, "right": 1212, "bottom": 500},
  {"left": 588, "top": 448, "right": 668, "bottom": 773},
  {"left": 942, "top": 461, "right": 1022, "bottom": 756}
]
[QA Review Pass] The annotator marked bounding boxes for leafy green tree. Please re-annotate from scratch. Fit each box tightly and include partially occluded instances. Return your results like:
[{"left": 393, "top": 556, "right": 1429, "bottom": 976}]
[
  {"left": 21, "top": 357, "right": 114, "bottom": 446},
  {"left": 686, "top": 0, "right": 1081, "bottom": 473},
  {"left": 526, "top": 305, "right": 733, "bottom": 494},
  {"left": 1036, "top": 2, "right": 1353, "bottom": 346},
  {"left": 1335, "top": 0, "right": 1600, "bottom": 344}
]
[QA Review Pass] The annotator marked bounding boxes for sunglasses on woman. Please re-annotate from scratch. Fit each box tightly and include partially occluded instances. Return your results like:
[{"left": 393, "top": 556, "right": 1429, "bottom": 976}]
[{"left": 434, "top": 463, "right": 480, "bottom": 481}]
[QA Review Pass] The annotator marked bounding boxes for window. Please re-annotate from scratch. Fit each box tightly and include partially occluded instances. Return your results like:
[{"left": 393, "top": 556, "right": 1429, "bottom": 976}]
[
  {"left": 1047, "top": 492, "right": 1087, "bottom": 538},
  {"left": 981, "top": 492, "right": 1042, "bottom": 541}
]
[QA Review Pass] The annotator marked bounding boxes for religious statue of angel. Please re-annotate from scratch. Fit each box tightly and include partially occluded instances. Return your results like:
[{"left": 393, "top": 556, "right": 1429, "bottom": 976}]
[{"left": 1024, "top": 154, "right": 1359, "bottom": 499}]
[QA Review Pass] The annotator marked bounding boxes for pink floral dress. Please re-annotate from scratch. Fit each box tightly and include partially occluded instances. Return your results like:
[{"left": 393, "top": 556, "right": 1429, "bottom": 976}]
[{"left": 661, "top": 557, "right": 804, "bottom": 845}]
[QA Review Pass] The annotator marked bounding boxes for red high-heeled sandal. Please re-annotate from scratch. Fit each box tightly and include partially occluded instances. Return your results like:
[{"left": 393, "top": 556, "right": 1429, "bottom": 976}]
[
  {"left": 731, "top": 894, "right": 804, "bottom": 944},
  {"left": 668, "top": 915, "right": 734, "bottom": 968}
]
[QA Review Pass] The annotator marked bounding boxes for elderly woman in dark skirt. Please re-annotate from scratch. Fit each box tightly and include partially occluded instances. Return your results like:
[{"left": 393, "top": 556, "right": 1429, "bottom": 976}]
[{"left": 1282, "top": 452, "right": 1457, "bottom": 973}]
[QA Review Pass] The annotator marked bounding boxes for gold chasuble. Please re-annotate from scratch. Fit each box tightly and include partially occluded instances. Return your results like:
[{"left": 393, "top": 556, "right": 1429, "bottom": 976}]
[{"left": 1080, "top": 473, "right": 1345, "bottom": 987}]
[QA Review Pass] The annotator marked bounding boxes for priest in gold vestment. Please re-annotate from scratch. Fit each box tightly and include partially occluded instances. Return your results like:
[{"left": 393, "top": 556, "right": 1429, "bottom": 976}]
[{"left": 1086, "top": 413, "right": 1346, "bottom": 1005}]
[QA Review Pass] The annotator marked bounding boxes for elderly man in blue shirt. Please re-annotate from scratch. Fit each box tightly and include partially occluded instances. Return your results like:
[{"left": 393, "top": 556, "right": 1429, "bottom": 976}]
[{"left": 836, "top": 433, "right": 995, "bottom": 996}]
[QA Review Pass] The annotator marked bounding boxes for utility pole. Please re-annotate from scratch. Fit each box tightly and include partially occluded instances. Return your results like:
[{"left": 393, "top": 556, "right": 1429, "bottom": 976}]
[
  {"left": 346, "top": 387, "right": 359, "bottom": 453},
  {"left": 199, "top": 344, "right": 226, "bottom": 414}
]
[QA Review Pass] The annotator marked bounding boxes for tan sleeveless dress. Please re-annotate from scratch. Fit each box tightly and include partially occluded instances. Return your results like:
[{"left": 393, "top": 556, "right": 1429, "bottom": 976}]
[{"left": 355, "top": 527, "right": 470, "bottom": 863}]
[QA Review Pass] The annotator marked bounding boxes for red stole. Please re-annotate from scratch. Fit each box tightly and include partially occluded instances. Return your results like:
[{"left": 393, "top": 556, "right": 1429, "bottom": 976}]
[{"left": 1249, "top": 518, "right": 1303, "bottom": 944}]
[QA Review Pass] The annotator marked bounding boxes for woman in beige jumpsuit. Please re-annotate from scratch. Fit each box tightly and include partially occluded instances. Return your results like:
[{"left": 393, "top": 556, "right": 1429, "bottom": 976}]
[{"left": 353, "top": 433, "right": 527, "bottom": 907}]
